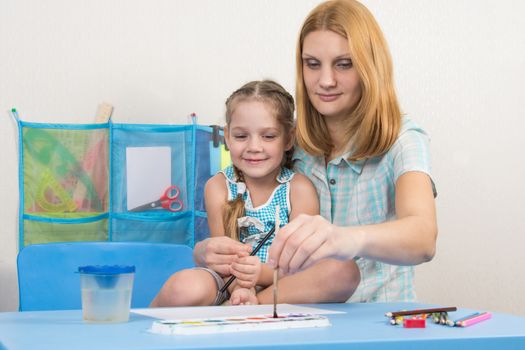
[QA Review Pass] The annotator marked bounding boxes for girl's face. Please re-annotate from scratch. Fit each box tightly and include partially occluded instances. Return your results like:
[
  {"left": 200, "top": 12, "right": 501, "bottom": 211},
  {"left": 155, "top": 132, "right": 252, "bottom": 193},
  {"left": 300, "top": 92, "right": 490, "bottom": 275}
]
[
  {"left": 302, "top": 30, "right": 362, "bottom": 123},
  {"left": 225, "top": 100, "right": 292, "bottom": 183}
]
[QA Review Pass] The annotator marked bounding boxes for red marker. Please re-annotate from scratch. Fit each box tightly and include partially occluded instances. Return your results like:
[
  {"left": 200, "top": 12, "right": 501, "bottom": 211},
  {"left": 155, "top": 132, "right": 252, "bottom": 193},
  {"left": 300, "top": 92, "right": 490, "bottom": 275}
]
[{"left": 403, "top": 317, "right": 426, "bottom": 328}]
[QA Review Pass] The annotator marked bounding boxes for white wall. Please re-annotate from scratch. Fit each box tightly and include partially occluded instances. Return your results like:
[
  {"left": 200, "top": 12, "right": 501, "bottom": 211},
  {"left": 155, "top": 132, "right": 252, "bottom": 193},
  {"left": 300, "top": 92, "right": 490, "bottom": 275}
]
[{"left": 1, "top": 0, "right": 524, "bottom": 315}]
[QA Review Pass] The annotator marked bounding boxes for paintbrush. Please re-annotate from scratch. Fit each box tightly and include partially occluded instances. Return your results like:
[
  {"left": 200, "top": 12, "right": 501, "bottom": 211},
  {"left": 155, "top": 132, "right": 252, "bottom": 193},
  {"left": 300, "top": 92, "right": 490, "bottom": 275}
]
[
  {"left": 272, "top": 205, "right": 280, "bottom": 318},
  {"left": 219, "top": 226, "right": 276, "bottom": 294},
  {"left": 273, "top": 268, "right": 279, "bottom": 318}
]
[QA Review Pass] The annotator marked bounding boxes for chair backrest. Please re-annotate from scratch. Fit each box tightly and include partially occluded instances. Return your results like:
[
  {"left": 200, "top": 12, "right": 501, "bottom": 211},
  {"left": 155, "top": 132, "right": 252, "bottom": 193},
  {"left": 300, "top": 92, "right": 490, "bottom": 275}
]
[{"left": 17, "top": 242, "right": 195, "bottom": 311}]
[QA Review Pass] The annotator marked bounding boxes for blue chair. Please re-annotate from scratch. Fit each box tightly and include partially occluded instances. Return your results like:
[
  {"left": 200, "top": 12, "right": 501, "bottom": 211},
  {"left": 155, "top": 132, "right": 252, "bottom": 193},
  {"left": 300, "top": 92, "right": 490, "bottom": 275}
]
[{"left": 17, "top": 242, "right": 195, "bottom": 311}]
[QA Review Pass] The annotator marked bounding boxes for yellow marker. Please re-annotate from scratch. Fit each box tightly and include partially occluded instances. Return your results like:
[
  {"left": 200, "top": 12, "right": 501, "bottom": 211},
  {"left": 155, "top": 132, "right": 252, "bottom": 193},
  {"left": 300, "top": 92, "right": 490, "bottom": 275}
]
[{"left": 220, "top": 145, "right": 231, "bottom": 170}]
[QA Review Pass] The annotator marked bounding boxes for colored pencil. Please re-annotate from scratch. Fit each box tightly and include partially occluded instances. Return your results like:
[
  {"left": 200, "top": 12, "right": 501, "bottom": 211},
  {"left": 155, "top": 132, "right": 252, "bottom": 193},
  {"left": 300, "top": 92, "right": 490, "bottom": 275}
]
[
  {"left": 386, "top": 306, "right": 457, "bottom": 318},
  {"left": 446, "top": 312, "right": 481, "bottom": 327},
  {"left": 456, "top": 312, "right": 492, "bottom": 327},
  {"left": 219, "top": 226, "right": 276, "bottom": 294}
]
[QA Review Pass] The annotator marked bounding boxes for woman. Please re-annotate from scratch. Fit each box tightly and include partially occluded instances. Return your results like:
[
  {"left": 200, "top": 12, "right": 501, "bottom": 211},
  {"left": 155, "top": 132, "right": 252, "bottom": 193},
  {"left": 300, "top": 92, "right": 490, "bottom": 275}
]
[{"left": 267, "top": 0, "right": 437, "bottom": 302}]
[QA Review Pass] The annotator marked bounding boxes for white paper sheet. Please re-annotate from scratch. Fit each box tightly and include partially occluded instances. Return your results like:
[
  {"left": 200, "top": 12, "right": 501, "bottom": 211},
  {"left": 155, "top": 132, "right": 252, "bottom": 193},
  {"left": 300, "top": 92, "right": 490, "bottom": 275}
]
[
  {"left": 132, "top": 304, "right": 343, "bottom": 320},
  {"left": 126, "top": 146, "right": 171, "bottom": 210}
]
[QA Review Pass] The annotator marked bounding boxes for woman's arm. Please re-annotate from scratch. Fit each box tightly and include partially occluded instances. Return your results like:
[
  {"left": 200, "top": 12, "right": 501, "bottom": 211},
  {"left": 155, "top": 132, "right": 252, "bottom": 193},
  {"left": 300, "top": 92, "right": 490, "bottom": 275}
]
[
  {"left": 353, "top": 171, "right": 437, "bottom": 265},
  {"left": 251, "top": 173, "right": 360, "bottom": 304},
  {"left": 269, "top": 171, "right": 437, "bottom": 274}
]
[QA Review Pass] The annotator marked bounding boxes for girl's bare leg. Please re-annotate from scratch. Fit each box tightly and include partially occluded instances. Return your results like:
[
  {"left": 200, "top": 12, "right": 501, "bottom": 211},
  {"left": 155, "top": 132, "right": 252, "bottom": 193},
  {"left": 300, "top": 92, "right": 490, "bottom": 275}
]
[{"left": 150, "top": 269, "right": 218, "bottom": 307}]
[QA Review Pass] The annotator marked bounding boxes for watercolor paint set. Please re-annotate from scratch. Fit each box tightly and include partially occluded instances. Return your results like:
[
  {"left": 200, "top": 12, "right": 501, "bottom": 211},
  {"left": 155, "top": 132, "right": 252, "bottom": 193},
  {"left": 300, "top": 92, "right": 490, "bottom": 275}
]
[{"left": 149, "top": 313, "right": 331, "bottom": 335}]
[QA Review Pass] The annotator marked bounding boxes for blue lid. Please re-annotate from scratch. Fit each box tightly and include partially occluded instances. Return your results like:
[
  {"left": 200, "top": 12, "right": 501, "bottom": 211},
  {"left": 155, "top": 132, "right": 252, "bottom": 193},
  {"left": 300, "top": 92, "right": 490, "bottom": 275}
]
[{"left": 78, "top": 265, "right": 135, "bottom": 275}]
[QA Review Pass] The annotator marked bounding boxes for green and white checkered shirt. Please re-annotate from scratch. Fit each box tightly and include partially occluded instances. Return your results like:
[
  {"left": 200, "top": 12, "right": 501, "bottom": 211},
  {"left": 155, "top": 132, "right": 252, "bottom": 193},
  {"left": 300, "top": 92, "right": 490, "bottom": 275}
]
[
  {"left": 221, "top": 166, "right": 294, "bottom": 263},
  {"left": 293, "top": 117, "right": 435, "bottom": 302}
]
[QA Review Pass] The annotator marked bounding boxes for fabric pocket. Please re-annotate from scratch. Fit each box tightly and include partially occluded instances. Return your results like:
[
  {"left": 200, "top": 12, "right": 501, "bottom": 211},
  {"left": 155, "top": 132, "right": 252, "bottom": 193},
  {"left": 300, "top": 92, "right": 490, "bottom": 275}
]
[
  {"left": 22, "top": 216, "right": 108, "bottom": 246},
  {"left": 111, "top": 212, "right": 193, "bottom": 245}
]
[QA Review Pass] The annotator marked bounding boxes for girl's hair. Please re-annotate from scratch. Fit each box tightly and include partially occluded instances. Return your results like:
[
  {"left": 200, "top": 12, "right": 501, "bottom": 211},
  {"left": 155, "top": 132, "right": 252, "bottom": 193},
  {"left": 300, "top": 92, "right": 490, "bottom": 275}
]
[
  {"left": 222, "top": 80, "right": 295, "bottom": 241},
  {"left": 295, "top": 0, "right": 401, "bottom": 161}
]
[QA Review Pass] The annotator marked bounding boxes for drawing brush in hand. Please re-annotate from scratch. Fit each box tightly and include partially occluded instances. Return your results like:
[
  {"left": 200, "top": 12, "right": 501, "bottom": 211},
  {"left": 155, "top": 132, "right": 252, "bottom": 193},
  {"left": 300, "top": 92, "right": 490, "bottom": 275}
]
[{"left": 219, "top": 226, "right": 276, "bottom": 294}]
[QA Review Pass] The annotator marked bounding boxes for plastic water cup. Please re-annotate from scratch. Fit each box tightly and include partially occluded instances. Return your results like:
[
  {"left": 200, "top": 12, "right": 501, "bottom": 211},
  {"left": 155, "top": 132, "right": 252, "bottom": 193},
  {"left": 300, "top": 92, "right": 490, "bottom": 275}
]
[{"left": 78, "top": 265, "right": 135, "bottom": 323}]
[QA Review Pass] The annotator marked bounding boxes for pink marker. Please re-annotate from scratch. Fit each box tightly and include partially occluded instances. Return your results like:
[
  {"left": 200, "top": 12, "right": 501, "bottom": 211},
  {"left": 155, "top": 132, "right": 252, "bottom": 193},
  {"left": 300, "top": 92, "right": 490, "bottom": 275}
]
[{"left": 457, "top": 312, "right": 492, "bottom": 327}]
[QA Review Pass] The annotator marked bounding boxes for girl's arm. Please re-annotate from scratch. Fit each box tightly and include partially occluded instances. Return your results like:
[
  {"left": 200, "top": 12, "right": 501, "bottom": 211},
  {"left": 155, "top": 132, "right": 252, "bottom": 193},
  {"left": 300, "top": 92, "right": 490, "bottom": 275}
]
[
  {"left": 193, "top": 174, "right": 251, "bottom": 274},
  {"left": 269, "top": 171, "right": 437, "bottom": 274},
  {"left": 257, "top": 263, "right": 280, "bottom": 287},
  {"left": 288, "top": 173, "right": 320, "bottom": 220}
]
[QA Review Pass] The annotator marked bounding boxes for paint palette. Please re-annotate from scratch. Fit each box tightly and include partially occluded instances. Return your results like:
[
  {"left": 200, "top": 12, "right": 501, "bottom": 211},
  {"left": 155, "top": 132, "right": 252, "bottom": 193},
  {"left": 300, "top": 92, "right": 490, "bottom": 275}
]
[{"left": 149, "top": 313, "right": 331, "bottom": 335}]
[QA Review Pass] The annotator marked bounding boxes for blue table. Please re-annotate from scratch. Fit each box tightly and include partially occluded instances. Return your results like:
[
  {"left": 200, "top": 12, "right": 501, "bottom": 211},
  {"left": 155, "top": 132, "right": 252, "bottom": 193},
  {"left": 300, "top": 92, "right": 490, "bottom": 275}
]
[{"left": 1, "top": 302, "right": 525, "bottom": 350}]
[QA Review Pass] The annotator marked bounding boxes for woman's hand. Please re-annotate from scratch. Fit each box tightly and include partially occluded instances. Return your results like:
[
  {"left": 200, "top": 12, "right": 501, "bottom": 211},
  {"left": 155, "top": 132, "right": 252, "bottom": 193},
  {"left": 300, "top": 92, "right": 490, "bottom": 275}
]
[
  {"left": 193, "top": 237, "right": 252, "bottom": 276},
  {"left": 230, "top": 252, "right": 262, "bottom": 289},
  {"left": 267, "top": 214, "right": 362, "bottom": 275}
]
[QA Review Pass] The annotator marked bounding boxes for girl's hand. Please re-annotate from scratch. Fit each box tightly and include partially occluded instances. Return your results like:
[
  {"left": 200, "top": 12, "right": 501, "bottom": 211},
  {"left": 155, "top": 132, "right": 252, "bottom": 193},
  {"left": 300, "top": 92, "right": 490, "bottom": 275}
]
[
  {"left": 268, "top": 214, "right": 361, "bottom": 275},
  {"left": 230, "top": 253, "right": 262, "bottom": 289},
  {"left": 193, "top": 237, "right": 252, "bottom": 276},
  {"left": 230, "top": 287, "right": 259, "bottom": 305}
]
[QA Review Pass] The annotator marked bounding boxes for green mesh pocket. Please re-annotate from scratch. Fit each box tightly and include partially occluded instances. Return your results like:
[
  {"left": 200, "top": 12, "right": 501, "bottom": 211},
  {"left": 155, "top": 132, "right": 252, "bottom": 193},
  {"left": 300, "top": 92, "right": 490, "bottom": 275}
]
[
  {"left": 22, "top": 127, "right": 109, "bottom": 215},
  {"left": 23, "top": 218, "right": 108, "bottom": 246}
]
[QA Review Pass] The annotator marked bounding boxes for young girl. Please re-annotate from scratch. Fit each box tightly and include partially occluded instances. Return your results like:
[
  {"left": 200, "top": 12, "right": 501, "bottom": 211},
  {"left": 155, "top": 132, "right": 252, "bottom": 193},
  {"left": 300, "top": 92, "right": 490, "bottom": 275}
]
[{"left": 150, "top": 80, "right": 360, "bottom": 307}]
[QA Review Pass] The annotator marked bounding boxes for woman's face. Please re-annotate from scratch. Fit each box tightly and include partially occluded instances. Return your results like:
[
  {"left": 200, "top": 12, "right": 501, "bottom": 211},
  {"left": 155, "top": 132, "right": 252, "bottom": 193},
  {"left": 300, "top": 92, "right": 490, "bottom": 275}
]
[{"left": 302, "top": 30, "right": 362, "bottom": 122}]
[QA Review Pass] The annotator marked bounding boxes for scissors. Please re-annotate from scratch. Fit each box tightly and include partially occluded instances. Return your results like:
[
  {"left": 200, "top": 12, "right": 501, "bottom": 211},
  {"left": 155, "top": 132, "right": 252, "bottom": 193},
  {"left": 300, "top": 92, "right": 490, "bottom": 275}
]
[{"left": 130, "top": 185, "right": 183, "bottom": 212}]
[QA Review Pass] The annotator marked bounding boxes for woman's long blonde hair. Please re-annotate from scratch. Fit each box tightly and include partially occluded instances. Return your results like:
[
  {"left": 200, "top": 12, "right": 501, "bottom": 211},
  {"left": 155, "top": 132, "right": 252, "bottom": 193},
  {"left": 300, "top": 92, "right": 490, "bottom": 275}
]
[
  {"left": 296, "top": 0, "right": 401, "bottom": 161},
  {"left": 223, "top": 80, "right": 295, "bottom": 241}
]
